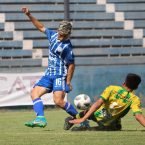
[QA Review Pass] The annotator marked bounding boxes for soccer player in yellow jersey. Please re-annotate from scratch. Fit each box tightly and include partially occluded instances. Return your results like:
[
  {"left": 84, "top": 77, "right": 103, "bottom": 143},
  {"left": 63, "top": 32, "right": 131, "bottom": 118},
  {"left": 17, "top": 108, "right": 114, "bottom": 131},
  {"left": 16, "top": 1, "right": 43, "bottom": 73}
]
[{"left": 68, "top": 73, "right": 145, "bottom": 131}]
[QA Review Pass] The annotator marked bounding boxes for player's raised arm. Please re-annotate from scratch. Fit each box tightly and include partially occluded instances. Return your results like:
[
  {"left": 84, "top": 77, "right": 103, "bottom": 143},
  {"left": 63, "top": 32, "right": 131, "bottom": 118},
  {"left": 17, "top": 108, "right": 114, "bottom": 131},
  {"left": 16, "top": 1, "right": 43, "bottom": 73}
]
[{"left": 22, "top": 7, "right": 46, "bottom": 33}]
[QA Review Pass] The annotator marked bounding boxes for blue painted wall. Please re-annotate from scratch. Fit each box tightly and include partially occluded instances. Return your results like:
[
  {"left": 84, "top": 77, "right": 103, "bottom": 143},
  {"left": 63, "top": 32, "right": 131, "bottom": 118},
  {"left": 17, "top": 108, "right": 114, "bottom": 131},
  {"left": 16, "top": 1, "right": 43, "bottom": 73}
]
[{"left": 68, "top": 64, "right": 145, "bottom": 106}]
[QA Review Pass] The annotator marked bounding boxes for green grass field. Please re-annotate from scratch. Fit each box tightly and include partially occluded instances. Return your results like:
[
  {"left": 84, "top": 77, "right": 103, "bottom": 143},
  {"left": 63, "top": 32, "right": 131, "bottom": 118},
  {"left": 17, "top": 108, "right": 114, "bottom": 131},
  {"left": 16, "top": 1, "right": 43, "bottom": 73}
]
[{"left": 0, "top": 108, "right": 145, "bottom": 145}]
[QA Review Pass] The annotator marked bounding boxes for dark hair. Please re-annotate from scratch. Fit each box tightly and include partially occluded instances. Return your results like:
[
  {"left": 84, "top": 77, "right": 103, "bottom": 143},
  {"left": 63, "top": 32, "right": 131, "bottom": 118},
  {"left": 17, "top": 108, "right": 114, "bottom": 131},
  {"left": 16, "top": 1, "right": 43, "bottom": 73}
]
[{"left": 125, "top": 73, "right": 141, "bottom": 90}]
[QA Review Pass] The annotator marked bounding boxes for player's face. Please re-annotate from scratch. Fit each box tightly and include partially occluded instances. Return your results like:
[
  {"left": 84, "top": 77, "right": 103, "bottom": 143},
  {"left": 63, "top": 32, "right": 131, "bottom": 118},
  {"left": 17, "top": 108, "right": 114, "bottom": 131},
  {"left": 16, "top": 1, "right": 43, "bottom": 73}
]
[{"left": 58, "top": 31, "right": 69, "bottom": 41}]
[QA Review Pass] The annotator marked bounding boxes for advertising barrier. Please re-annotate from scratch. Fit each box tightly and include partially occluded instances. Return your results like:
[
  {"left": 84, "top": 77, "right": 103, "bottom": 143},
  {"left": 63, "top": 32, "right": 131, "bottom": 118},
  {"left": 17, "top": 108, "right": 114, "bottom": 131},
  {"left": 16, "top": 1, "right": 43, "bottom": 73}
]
[{"left": 0, "top": 72, "right": 66, "bottom": 107}]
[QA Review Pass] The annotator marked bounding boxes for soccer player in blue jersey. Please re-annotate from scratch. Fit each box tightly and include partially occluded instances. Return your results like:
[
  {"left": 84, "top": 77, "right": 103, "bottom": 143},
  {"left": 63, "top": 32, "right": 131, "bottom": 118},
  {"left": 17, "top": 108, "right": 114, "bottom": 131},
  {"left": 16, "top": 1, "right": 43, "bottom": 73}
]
[{"left": 22, "top": 7, "right": 79, "bottom": 128}]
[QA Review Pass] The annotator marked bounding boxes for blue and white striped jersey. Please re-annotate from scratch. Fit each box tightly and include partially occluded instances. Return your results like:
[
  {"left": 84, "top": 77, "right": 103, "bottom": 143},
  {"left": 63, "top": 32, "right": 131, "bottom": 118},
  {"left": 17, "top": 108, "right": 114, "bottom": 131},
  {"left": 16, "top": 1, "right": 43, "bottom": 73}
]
[{"left": 44, "top": 28, "right": 75, "bottom": 77}]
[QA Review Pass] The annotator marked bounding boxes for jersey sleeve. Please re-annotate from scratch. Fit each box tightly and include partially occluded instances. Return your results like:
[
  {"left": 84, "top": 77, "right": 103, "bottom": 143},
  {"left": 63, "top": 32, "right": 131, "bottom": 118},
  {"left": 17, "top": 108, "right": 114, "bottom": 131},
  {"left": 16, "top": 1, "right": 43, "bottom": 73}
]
[
  {"left": 130, "top": 97, "right": 142, "bottom": 115},
  {"left": 99, "top": 86, "right": 112, "bottom": 101},
  {"left": 44, "top": 28, "right": 56, "bottom": 40}
]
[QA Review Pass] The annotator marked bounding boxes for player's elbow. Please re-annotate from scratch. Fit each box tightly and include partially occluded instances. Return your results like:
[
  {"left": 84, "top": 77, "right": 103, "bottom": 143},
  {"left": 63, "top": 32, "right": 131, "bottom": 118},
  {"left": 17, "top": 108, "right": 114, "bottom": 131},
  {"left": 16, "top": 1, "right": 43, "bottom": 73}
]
[
  {"left": 135, "top": 114, "right": 140, "bottom": 122},
  {"left": 39, "top": 27, "right": 46, "bottom": 33},
  {"left": 135, "top": 113, "right": 145, "bottom": 127}
]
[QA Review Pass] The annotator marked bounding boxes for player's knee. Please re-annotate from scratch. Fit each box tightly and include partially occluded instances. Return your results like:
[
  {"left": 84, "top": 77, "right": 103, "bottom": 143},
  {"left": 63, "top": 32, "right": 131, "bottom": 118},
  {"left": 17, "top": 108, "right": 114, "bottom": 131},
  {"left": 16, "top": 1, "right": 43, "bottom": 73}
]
[
  {"left": 30, "top": 89, "right": 35, "bottom": 100},
  {"left": 54, "top": 99, "right": 64, "bottom": 108},
  {"left": 31, "top": 88, "right": 39, "bottom": 100}
]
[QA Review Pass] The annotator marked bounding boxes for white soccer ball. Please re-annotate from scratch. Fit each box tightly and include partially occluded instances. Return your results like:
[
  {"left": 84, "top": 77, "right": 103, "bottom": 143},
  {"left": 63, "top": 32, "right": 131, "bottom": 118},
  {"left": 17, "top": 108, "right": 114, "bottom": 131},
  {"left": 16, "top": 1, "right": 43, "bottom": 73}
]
[{"left": 74, "top": 94, "right": 91, "bottom": 110}]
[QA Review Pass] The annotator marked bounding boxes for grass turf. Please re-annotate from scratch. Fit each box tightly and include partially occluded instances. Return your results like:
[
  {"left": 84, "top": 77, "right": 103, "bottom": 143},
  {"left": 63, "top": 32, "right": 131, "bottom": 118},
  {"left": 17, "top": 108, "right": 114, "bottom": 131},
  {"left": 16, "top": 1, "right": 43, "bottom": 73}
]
[{"left": 0, "top": 108, "right": 145, "bottom": 145}]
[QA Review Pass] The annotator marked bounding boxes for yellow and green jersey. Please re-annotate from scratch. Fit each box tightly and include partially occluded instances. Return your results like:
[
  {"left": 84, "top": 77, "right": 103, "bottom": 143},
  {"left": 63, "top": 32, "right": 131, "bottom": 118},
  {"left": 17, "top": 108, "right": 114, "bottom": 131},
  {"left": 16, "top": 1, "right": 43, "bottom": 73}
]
[{"left": 94, "top": 85, "right": 142, "bottom": 126}]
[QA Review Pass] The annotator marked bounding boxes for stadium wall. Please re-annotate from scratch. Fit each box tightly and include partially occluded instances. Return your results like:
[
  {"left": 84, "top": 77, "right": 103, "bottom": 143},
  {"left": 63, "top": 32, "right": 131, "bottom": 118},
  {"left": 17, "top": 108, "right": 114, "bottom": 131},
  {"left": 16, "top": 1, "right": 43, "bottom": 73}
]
[
  {"left": 0, "top": 64, "right": 144, "bottom": 107},
  {"left": 69, "top": 64, "right": 145, "bottom": 106}
]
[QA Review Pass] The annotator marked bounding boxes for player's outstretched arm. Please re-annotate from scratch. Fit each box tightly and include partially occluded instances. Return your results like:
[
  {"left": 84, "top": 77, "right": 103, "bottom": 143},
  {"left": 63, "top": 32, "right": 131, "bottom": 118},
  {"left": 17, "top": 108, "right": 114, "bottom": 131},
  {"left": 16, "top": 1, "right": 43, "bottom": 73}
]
[
  {"left": 22, "top": 7, "right": 46, "bottom": 33},
  {"left": 70, "top": 98, "right": 104, "bottom": 124},
  {"left": 135, "top": 113, "right": 145, "bottom": 127}
]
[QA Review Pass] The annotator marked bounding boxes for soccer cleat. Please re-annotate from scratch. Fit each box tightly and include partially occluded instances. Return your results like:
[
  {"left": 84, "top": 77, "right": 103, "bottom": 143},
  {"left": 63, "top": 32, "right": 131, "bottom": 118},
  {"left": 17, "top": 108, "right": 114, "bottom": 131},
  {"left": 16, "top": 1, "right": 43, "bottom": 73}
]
[
  {"left": 71, "top": 126, "right": 90, "bottom": 131},
  {"left": 80, "top": 120, "right": 90, "bottom": 128},
  {"left": 25, "top": 116, "right": 47, "bottom": 128},
  {"left": 71, "top": 120, "right": 90, "bottom": 131},
  {"left": 63, "top": 116, "right": 74, "bottom": 130}
]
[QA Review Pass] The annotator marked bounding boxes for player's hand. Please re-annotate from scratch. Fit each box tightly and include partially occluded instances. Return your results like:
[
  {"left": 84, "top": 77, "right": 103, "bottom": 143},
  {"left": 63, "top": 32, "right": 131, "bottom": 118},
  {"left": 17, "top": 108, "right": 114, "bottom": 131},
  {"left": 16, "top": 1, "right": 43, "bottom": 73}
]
[
  {"left": 69, "top": 118, "right": 85, "bottom": 124},
  {"left": 22, "top": 7, "right": 30, "bottom": 16},
  {"left": 65, "top": 84, "right": 72, "bottom": 93}
]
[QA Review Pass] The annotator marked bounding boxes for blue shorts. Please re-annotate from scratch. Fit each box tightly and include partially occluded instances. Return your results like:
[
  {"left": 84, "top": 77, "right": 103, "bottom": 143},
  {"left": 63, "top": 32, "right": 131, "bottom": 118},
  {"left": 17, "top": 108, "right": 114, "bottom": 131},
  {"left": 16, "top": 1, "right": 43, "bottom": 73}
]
[{"left": 34, "top": 74, "right": 66, "bottom": 93}]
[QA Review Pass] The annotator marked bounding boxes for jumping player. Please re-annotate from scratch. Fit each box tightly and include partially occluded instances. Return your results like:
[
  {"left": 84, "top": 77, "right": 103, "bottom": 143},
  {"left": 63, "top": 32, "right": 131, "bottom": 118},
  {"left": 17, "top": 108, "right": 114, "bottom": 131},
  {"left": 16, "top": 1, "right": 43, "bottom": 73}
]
[
  {"left": 22, "top": 7, "right": 78, "bottom": 128},
  {"left": 68, "top": 73, "right": 145, "bottom": 131}
]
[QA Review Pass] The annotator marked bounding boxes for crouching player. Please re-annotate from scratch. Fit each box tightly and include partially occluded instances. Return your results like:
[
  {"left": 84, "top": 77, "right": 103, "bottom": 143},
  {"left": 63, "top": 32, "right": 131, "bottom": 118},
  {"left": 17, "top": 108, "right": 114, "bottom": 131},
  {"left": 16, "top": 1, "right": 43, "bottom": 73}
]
[{"left": 66, "top": 73, "right": 145, "bottom": 131}]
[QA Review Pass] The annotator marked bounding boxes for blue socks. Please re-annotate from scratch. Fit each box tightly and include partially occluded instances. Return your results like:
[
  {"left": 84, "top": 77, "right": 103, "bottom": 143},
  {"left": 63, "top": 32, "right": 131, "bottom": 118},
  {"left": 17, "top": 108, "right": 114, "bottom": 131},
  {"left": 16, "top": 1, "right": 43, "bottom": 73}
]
[
  {"left": 33, "top": 98, "right": 44, "bottom": 116},
  {"left": 33, "top": 99, "right": 77, "bottom": 118},
  {"left": 64, "top": 102, "right": 78, "bottom": 117}
]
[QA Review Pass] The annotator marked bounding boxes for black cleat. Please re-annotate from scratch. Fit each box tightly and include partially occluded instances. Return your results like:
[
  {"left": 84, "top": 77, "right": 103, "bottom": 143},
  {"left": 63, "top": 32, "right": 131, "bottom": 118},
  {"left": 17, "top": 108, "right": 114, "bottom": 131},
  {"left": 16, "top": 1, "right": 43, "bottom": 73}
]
[
  {"left": 71, "top": 120, "right": 90, "bottom": 131},
  {"left": 71, "top": 126, "right": 90, "bottom": 131},
  {"left": 63, "top": 116, "right": 74, "bottom": 130}
]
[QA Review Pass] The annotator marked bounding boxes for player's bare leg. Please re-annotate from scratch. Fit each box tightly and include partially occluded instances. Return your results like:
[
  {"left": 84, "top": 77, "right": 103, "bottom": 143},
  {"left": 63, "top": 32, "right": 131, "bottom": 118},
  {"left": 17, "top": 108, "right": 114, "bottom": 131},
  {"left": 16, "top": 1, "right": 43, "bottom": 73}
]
[{"left": 25, "top": 86, "right": 47, "bottom": 128}]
